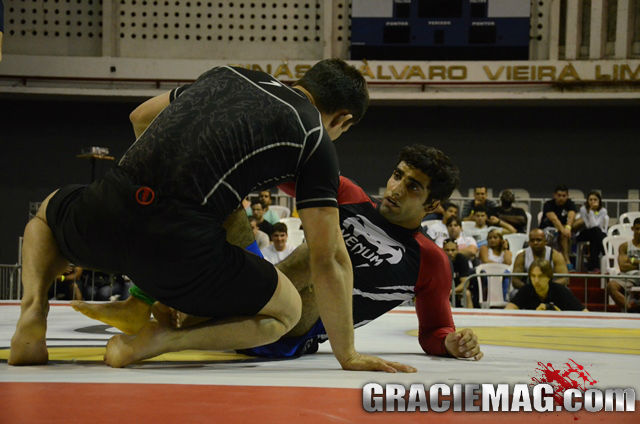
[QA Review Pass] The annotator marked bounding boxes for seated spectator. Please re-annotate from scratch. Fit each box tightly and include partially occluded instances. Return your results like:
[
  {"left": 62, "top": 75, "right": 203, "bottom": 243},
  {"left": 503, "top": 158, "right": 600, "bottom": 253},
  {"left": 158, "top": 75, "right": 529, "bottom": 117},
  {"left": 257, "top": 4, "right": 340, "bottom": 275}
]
[
  {"left": 249, "top": 216, "right": 270, "bottom": 250},
  {"left": 48, "top": 265, "right": 83, "bottom": 300},
  {"left": 446, "top": 215, "right": 478, "bottom": 260},
  {"left": 246, "top": 191, "right": 280, "bottom": 225},
  {"left": 573, "top": 191, "right": 608, "bottom": 271},
  {"left": 251, "top": 200, "right": 274, "bottom": 237},
  {"left": 426, "top": 202, "right": 459, "bottom": 247},
  {"left": 443, "top": 239, "right": 474, "bottom": 308},
  {"left": 505, "top": 259, "right": 587, "bottom": 311},
  {"left": 606, "top": 218, "right": 640, "bottom": 312},
  {"left": 489, "top": 189, "right": 528, "bottom": 233},
  {"left": 465, "top": 206, "right": 515, "bottom": 246},
  {"left": 462, "top": 186, "right": 497, "bottom": 222},
  {"left": 539, "top": 185, "right": 578, "bottom": 267},
  {"left": 479, "top": 229, "right": 513, "bottom": 266},
  {"left": 512, "top": 229, "right": 569, "bottom": 290},
  {"left": 262, "top": 222, "right": 296, "bottom": 264},
  {"left": 81, "top": 272, "right": 130, "bottom": 301}
]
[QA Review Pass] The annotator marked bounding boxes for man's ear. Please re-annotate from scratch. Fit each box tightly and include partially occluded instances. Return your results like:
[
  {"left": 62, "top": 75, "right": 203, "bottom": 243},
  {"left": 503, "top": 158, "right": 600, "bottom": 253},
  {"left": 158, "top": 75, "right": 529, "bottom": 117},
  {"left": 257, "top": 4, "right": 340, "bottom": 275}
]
[
  {"left": 424, "top": 199, "right": 440, "bottom": 214},
  {"left": 329, "top": 110, "right": 353, "bottom": 129}
]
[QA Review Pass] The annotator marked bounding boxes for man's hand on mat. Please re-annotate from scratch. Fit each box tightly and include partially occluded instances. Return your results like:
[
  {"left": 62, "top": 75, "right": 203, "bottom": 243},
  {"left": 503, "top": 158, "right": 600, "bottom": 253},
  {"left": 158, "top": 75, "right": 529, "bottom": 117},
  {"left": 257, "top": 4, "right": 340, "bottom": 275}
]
[
  {"left": 340, "top": 352, "right": 417, "bottom": 373},
  {"left": 445, "top": 328, "right": 483, "bottom": 361}
]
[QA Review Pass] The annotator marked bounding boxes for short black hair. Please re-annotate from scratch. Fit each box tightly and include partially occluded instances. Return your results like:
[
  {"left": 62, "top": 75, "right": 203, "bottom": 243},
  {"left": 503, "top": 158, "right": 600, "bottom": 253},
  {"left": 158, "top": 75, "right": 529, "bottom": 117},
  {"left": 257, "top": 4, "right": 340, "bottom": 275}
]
[
  {"left": 397, "top": 145, "right": 460, "bottom": 204},
  {"left": 554, "top": 184, "right": 569, "bottom": 193},
  {"left": 273, "top": 222, "right": 288, "bottom": 234},
  {"left": 446, "top": 216, "right": 462, "bottom": 226},
  {"left": 295, "top": 58, "right": 369, "bottom": 124},
  {"left": 474, "top": 205, "right": 487, "bottom": 214},
  {"left": 251, "top": 200, "right": 263, "bottom": 208},
  {"left": 442, "top": 201, "right": 459, "bottom": 211}
]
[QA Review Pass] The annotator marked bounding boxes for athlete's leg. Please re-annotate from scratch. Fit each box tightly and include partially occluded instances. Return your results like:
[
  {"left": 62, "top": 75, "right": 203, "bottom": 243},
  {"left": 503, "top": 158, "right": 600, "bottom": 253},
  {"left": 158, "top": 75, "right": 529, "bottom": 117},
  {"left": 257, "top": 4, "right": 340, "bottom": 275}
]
[
  {"left": 607, "top": 279, "right": 631, "bottom": 310},
  {"left": 9, "top": 191, "right": 70, "bottom": 365},
  {"left": 104, "top": 267, "right": 302, "bottom": 367},
  {"left": 72, "top": 206, "right": 254, "bottom": 332}
]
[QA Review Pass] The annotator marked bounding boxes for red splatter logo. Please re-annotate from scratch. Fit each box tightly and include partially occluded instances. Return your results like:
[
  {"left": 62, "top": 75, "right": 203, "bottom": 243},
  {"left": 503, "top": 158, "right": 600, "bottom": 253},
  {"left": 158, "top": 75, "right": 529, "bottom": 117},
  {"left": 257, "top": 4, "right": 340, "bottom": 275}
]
[{"left": 531, "top": 359, "right": 598, "bottom": 404}]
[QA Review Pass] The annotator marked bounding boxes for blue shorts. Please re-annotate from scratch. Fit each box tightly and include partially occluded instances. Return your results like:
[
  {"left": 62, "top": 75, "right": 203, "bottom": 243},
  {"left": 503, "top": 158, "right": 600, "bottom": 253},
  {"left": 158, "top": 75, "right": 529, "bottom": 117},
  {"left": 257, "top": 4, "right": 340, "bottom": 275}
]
[{"left": 238, "top": 319, "right": 326, "bottom": 358}]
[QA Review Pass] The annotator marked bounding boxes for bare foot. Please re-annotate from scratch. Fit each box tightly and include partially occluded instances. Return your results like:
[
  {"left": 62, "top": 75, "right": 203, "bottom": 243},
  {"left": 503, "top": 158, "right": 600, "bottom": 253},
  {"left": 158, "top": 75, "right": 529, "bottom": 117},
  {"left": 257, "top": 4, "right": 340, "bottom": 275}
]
[
  {"left": 104, "top": 320, "right": 173, "bottom": 368},
  {"left": 9, "top": 305, "right": 49, "bottom": 365},
  {"left": 71, "top": 296, "right": 152, "bottom": 335}
]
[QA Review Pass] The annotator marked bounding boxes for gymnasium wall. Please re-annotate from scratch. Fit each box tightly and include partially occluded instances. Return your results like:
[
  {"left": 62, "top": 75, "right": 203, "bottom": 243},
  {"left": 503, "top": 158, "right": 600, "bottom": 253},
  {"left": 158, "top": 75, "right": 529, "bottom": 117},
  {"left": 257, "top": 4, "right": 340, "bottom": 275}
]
[{"left": 0, "top": 98, "right": 637, "bottom": 262}]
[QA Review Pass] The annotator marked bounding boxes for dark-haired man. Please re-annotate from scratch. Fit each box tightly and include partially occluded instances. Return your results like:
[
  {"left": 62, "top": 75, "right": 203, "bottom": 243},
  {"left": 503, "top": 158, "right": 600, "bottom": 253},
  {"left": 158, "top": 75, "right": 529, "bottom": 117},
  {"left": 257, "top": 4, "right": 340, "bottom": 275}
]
[
  {"left": 251, "top": 200, "right": 274, "bottom": 237},
  {"left": 10, "top": 59, "right": 412, "bottom": 373},
  {"left": 263, "top": 222, "right": 296, "bottom": 264},
  {"left": 426, "top": 202, "right": 459, "bottom": 247},
  {"left": 489, "top": 189, "right": 528, "bottom": 233},
  {"left": 540, "top": 185, "right": 578, "bottom": 266},
  {"left": 462, "top": 186, "right": 496, "bottom": 222}
]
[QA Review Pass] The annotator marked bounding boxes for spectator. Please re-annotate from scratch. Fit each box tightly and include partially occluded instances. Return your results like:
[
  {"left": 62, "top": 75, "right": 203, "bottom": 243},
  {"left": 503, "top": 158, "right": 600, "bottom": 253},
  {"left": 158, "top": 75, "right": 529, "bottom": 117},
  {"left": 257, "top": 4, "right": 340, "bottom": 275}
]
[
  {"left": 573, "top": 191, "right": 608, "bottom": 271},
  {"left": 511, "top": 229, "right": 569, "bottom": 290},
  {"left": 606, "top": 218, "right": 640, "bottom": 312},
  {"left": 251, "top": 200, "right": 274, "bottom": 237},
  {"left": 505, "top": 259, "right": 586, "bottom": 311},
  {"left": 262, "top": 223, "right": 296, "bottom": 264},
  {"left": 249, "top": 216, "right": 270, "bottom": 250},
  {"left": 258, "top": 190, "right": 281, "bottom": 224},
  {"left": 443, "top": 239, "right": 474, "bottom": 308},
  {"left": 465, "top": 206, "right": 515, "bottom": 246},
  {"left": 462, "top": 186, "right": 497, "bottom": 221},
  {"left": 446, "top": 215, "right": 478, "bottom": 260},
  {"left": 539, "top": 185, "right": 578, "bottom": 267},
  {"left": 489, "top": 189, "right": 528, "bottom": 233},
  {"left": 479, "top": 229, "right": 512, "bottom": 266},
  {"left": 426, "top": 202, "right": 459, "bottom": 247},
  {"left": 48, "top": 265, "right": 83, "bottom": 300}
]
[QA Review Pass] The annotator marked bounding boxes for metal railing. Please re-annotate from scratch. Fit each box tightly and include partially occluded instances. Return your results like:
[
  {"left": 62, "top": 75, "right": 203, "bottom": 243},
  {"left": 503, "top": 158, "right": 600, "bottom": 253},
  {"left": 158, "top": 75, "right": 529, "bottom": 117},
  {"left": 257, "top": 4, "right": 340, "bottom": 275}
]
[
  {"left": 0, "top": 264, "right": 21, "bottom": 300},
  {"left": 455, "top": 271, "right": 640, "bottom": 312}
]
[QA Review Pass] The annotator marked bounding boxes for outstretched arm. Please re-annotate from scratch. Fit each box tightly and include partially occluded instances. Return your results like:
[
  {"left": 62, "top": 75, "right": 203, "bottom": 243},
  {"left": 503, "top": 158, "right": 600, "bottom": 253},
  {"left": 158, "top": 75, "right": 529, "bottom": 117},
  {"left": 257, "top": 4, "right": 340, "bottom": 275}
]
[{"left": 299, "top": 206, "right": 414, "bottom": 372}]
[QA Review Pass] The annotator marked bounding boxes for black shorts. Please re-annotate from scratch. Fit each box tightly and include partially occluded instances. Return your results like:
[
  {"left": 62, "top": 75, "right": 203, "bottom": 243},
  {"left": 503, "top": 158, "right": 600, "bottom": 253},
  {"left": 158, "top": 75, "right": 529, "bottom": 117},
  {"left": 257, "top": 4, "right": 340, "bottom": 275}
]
[{"left": 45, "top": 168, "right": 278, "bottom": 318}]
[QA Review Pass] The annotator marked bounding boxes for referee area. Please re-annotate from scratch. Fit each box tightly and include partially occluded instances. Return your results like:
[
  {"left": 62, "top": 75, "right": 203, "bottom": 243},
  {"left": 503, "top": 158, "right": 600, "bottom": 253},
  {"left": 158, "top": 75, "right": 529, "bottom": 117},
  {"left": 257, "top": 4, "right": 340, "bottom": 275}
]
[{"left": 1, "top": 302, "right": 638, "bottom": 423}]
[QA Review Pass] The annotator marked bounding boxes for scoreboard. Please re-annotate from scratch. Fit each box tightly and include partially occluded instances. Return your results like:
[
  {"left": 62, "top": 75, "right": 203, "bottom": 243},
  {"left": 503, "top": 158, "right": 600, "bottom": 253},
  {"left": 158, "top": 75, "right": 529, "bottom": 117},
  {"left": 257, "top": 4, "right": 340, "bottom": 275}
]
[{"left": 350, "top": 0, "right": 530, "bottom": 60}]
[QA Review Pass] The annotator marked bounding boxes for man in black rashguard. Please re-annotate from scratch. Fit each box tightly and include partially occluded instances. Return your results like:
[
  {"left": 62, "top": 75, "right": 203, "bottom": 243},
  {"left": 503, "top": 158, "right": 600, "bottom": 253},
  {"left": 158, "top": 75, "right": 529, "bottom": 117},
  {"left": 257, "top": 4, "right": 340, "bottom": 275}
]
[{"left": 10, "top": 60, "right": 413, "bottom": 373}]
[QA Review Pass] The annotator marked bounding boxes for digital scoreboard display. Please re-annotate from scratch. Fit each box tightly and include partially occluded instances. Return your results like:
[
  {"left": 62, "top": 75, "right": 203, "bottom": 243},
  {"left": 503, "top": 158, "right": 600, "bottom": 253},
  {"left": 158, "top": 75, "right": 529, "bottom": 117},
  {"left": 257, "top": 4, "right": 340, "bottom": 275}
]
[{"left": 351, "top": 0, "right": 530, "bottom": 60}]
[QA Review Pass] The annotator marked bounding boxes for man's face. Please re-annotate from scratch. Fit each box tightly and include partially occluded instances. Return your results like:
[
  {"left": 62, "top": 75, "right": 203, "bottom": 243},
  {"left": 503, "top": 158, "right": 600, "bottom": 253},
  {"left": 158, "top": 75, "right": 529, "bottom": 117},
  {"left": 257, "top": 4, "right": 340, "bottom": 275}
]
[
  {"left": 530, "top": 266, "right": 550, "bottom": 296},
  {"left": 251, "top": 203, "right": 264, "bottom": 220},
  {"left": 443, "top": 241, "right": 458, "bottom": 260},
  {"left": 553, "top": 190, "right": 568, "bottom": 206},
  {"left": 259, "top": 191, "right": 272, "bottom": 207},
  {"left": 474, "top": 187, "right": 487, "bottom": 203},
  {"left": 474, "top": 211, "right": 488, "bottom": 227},
  {"left": 447, "top": 221, "right": 461, "bottom": 239},
  {"left": 443, "top": 206, "right": 458, "bottom": 222},
  {"left": 379, "top": 161, "right": 434, "bottom": 229},
  {"left": 529, "top": 230, "right": 546, "bottom": 254},
  {"left": 272, "top": 231, "right": 288, "bottom": 251},
  {"left": 250, "top": 220, "right": 259, "bottom": 234}
]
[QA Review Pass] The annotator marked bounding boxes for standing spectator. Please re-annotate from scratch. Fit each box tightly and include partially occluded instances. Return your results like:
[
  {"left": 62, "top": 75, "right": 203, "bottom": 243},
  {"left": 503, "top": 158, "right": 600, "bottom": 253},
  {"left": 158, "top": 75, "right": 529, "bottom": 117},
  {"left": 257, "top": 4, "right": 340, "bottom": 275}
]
[
  {"left": 606, "top": 218, "right": 640, "bottom": 312},
  {"left": 262, "top": 223, "right": 296, "bottom": 264},
  {"left": 539, "top": 185, "right": 578, "bottom": 267},
  {"left": 511, "top": 229, "right": 569, "bottom": 290},
  {"left": 505, "top": 259, "right": 586, "bottom": 311},
  {"left": 446, "top": 216, "right": 478, "bottom": 260},
  {"left": 573, "top": 191, "right": 608, "bottom": 271},
  {"left": 249, "top": 216, "right": 270, "bottom": 250},
  {"left": 426, "top": 202, "right": 459, "bottom": 247},
  {"left": 251, "top": 200, "right": 274, "bottom": 237},
  {"left": 462, "top": 186, "right": 497, "bottom": 221},
  {"left": 479, "top": 230, "right": 512, "bottom": 266},
  {"left": 489, "top": 189, "right": 528, "bottom": 233},
  {"left": 443, "top": 239, "right": 474, "bottom": 308},
  {"left": 258, "top": 190, "right": 281, "bottom": 225}
]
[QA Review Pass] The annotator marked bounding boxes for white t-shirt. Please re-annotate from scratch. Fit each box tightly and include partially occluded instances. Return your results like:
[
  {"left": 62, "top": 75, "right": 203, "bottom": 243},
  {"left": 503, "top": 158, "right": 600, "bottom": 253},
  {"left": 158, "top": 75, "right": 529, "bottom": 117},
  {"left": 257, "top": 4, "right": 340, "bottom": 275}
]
[
  {"left": 263, "top": 244, "right": 296, "bottom": 264},
  {"left": 427, "top": 221, "right": 449, "bottom": 247}
]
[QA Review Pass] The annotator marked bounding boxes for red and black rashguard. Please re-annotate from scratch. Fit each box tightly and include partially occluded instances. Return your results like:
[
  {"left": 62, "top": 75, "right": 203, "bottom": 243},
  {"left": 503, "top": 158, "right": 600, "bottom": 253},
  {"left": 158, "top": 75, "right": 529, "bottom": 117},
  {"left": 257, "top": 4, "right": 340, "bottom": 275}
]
[{"left": 279, "top": 177, "right": 456, "bottom": 356}]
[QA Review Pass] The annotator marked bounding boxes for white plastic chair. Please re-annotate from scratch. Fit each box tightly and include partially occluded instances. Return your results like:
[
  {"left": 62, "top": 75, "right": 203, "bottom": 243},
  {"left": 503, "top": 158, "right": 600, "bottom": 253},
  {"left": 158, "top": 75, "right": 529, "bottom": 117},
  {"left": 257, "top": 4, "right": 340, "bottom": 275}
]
[
  {"left": 279, "top": 217, "right": 302, "bottom": 231},
  {"left": 607, "top": 224, "right": 632, "bottom": 238},
  {"left": 287, "top": 229, "right": 305, "bottom": 248},
  {"left": 504, "top": 233, "right": 527, "bottom": 253},
  {"left": 600, "top": 235, "right": 632, "bottom": 276},
  {"left": 474, "top": 263, "right": 511, "bottom": 309},
  {"left": 619, "top": 212, "right": 640, "bottom": 225},
  {"left": 568, "top": 189, "right": 585, "bottom": 204},
  {"left": 269, "top": 205, "right": 291, "bottom": 219},
  {"left": 421, "top": 219, "right": 441, "bottom": 229}
]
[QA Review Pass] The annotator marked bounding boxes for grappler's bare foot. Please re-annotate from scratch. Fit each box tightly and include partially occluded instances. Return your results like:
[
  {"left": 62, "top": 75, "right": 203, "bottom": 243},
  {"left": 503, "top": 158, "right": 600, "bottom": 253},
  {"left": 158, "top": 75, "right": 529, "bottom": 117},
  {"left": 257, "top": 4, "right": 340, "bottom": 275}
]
[
  {"left": 9, "top": 304, "right": 49, "bottom": 365},
  {"left": 104, "top": 320, "right": 172, "bottom": 368},
  {"left": 71, "top": 296, "right": 152, "bottom": 335}
]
